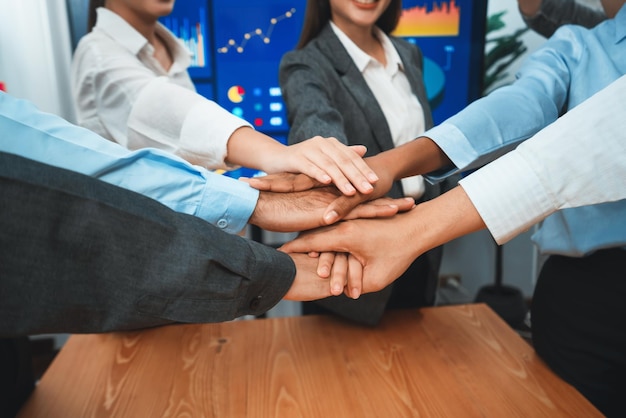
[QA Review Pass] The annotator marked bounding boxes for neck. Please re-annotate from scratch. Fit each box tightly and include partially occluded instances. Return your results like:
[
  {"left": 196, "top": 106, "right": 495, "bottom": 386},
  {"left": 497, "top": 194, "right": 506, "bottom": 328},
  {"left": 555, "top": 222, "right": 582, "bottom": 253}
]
[
  {"left": 108, "top": 6, "right": 159, "bottom": 43},
  {"left": 333, "top": 20, "right": 380, "bottom": 56}
]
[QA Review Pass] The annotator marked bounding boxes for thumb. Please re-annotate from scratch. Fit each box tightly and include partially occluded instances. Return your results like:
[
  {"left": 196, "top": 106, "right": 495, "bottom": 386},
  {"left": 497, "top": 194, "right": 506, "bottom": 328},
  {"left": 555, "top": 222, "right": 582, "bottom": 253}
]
[
  {"left": 323, "top": 194, "right": 362, "bottom": 224},
  {"left": 349, "top": 145, "right": 367, "bottom": 157},
  {"left": 280, "top": 227, "right": 341, "bottom": 253}
]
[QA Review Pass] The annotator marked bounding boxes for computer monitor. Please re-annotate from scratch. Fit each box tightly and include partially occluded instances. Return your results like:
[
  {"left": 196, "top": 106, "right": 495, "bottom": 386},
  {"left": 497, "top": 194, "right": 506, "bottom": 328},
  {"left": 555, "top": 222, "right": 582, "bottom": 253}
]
[
  {"left": 395, "top": 0, "right": 487, "bottom": 123},
  {"left": 161, "top": 0, "right": 487, "bottom": 177}
]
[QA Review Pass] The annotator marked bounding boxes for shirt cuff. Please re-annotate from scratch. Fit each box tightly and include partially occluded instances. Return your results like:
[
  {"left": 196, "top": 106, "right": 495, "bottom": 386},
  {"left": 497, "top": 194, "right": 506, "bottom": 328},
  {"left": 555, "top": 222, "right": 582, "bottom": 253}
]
[
  {"left": 195, "top": 173, "right": 259, "bottom": 234},
  {"left": 424, "top": 123, "right": 483, "bottom": 172}
]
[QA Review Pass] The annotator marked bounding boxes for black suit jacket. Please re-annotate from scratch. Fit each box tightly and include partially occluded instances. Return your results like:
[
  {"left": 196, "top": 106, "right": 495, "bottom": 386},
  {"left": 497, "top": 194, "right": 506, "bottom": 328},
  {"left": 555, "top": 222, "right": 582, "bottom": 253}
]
[{"left": 279, "top": 24, "right": 443, "bottom": 325}]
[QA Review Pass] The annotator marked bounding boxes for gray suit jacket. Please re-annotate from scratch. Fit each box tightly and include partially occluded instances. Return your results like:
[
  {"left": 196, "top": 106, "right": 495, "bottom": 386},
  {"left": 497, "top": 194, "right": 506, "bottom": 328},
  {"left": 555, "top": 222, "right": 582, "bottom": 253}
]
[
  {"left": 0, "top": 152, "right": 295, "bottom": 337},
  {"left": 279, "top": 24, "right": 442, "bottom": 325}
]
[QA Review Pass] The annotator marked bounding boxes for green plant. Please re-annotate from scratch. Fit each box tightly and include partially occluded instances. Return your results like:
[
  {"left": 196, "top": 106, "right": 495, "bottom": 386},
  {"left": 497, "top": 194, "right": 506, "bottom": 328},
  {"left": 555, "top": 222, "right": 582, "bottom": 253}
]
[{"left": 483, "top": 11, "right": 529, "bottom": 95}]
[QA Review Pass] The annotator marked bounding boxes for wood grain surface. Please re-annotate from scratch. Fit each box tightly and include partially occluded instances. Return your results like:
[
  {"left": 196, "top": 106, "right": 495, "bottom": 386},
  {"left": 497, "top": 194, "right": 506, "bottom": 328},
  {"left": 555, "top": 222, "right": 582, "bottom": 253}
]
[{"left": 17, "top": 304, "right": 601, "bottom": 417}]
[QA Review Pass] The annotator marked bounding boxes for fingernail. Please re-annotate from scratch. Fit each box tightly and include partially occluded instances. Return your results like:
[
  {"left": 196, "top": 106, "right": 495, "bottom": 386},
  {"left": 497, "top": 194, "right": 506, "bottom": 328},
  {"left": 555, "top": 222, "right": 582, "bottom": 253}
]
[
  {"left": 332, "top": 284, "right": 342, "bottom": 295},
  {"left": 344, "top": 183, "right": 355, "bottom": 194},
  {"left": 324, "top": 211, "right": 339, "bottom": 223},
  {"left": 321, "top": 174, "right": 331, "bottom": 183},
  {"left": 351, "top": 288, "right": 360, "bottom": 299},
  {"left": 368, "top": 172, "right": 379, "bottom": 182},
  {"left": 361, "top": 181, "right": 373, "bottom": 192}
]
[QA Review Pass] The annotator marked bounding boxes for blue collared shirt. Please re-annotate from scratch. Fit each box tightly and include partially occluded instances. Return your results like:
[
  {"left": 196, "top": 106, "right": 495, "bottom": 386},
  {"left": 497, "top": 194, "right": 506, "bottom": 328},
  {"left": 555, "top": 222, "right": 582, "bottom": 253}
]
[
  {"left": 0, "top": 92, "right": 258, "bottom": 234},
  {"left": 425, "top": 5, "right": 626, "bottom": 256}
]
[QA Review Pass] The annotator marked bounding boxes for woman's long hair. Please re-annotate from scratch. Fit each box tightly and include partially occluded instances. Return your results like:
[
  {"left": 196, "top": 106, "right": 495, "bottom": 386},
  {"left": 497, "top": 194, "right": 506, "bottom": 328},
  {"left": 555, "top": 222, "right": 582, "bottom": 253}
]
[
  {"left": 88, "top": 0, "right": 107, "bottom": 32},
  {"left": 296, "top": 0, "right": 402, "bottom": 49}
]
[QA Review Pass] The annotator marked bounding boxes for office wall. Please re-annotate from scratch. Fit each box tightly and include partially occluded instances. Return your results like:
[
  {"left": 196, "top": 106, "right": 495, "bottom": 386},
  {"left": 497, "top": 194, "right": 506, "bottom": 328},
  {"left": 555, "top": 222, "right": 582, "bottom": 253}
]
[{"left": 0, "top": 0, "right": 76, "bottom": 122}]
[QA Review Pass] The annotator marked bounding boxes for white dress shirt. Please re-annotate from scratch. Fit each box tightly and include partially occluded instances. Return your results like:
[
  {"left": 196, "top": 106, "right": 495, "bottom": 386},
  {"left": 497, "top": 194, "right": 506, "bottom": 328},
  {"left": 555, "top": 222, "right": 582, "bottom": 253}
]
[
  {"left": 330, "top": 22, "right": 426, "bottom": 198},
  {"left": 460, "top": 75, "right": 626, "bottom": 244},
  {"left": 71, "top": 8, "right": 251, "bottom": 170}
]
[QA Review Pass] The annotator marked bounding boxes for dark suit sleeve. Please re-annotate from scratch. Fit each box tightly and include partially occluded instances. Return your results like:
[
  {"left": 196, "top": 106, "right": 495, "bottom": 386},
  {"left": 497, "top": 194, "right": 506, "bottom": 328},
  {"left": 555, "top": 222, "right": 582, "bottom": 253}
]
[
  {"left": 522, "top": 0, "right": 606, "bottom": 38},
  {"left": 279, "top": 50, "right": 350, "bottom": 145},
  {"left": 0, "top": 152, "right": 295, "bottom": 337}
]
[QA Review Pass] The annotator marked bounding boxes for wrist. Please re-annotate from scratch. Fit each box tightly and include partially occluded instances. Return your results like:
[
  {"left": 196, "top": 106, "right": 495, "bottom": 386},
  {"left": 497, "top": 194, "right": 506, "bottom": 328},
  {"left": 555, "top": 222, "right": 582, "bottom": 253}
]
[
  {"left": 226, "top": 127, "right": 281, "bottom": 170},
  {"left": 248, "top": 191, "right": 267, "bottom": 228}
]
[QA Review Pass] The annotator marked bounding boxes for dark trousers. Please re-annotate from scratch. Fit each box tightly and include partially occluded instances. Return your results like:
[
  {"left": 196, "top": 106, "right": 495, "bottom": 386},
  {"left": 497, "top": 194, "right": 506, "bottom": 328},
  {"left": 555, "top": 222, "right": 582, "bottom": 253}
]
[
  {"left": 0, "top": 338, "right": 34, "bottom": 418},
  {"left": 531, "top": 249, "right": 626, "bottom": 417}
]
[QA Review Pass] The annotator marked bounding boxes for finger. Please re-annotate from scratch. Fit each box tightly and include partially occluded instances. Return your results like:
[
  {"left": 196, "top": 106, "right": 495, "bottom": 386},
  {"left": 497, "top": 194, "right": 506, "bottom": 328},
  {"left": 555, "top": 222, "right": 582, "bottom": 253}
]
[
  {"left": 329, "top": 253, "right": 348, "bottom": 296},
  {"left": 280, "top": 225, "right": 344, "bottom": 254},
  {"left": 300, "top": 155, "right": 357, "bottom": 196},
  {"left": 348, "top": 144, "right": 367, "bottom": 157},
  {"left": 343, "top": 197, "right": 416, "bottom": 220},
  {"left": 316, "top": 252, "right": 335, "bottom": 278},
  {"left": 242, "top": 173, "right": 321, "bottom": 192},
  {"left": 324, "top": 141, "right": 378, "bottom": 195},
  {"left": 323, "top": 193, "right": 369, "bottom": 225},
  {"left": 329, "top": 138, "right": 379, "bottom": 186},
  {"left": 347, "top": 255, "right": 364, "bottom": 299}
]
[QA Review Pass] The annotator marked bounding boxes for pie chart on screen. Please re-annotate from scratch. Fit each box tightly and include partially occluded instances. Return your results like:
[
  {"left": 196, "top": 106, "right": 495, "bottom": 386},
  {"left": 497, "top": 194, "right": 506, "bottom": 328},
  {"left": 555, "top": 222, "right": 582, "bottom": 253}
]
[{"left": 227, "top": 85, "right": 245, "bottom": 103}]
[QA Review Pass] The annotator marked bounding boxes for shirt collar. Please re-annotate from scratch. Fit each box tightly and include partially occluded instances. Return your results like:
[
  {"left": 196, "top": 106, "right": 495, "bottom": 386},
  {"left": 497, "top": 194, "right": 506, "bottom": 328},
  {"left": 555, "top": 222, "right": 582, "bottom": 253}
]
[
  {"left": 94, "top": 8, "right": 191, "bottom": 70},
  {"left": 330, "top": 21, "right": 403, "bottom": 74},
  {"left": 614, "top": 3, "right": 626, "bottom": 43}
]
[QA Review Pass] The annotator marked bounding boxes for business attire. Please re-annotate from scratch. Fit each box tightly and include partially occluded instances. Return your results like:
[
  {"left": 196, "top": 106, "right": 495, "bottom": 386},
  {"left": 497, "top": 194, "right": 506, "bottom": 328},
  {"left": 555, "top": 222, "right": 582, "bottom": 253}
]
[
  {"left": 279, "top": 23, "right": 443, "bottom": 325},
  {"left": 72, "top": 7, "right": 250, "bottom": 169},
  {"left": 521, "top": 0, "right": 606, "bottom": 38},
  {"left": 0, "top": 91, "right": 257, "bottom": 235},
  {"left": 460, "top": 74, "right": 626, "bottom": 244},
  {"left": 0, "top": 152, "right": 295, "bottom": 416},
  {"left": 0, "top": 152, "right": 294, "bottom": 336},
  {"left": 425, "top": 8, "right": 626, "bottom": 416}
]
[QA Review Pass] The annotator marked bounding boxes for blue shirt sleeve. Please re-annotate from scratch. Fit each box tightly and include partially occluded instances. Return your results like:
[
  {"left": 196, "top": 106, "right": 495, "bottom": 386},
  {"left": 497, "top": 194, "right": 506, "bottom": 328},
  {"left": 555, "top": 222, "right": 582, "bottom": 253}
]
[
  {"left": 0, "top": 92, "right": 258, "bottom": 234},
  {"left": 424, "top": 28, "right": 580, "bottom": 180}
]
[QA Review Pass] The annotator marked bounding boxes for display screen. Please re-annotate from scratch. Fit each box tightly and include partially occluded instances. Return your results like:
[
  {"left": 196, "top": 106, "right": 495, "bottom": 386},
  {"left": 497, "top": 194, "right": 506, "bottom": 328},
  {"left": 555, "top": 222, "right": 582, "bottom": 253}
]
[
  {"left": 161, "top": 0, "right": 487, "bottom": 176},
  {"left": 395, "top": 0, "right": 487, "bottom": 123}
]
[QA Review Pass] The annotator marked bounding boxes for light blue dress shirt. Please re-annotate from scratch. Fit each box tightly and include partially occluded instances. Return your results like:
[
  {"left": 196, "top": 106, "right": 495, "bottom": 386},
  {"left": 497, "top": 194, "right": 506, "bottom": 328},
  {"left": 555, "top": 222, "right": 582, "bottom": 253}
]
[
  {"left": 0, "top": 92, "right": 258, "bottom": 234},
  {"left": 425, "top": 5, "right": 626, "bottom": 257}
]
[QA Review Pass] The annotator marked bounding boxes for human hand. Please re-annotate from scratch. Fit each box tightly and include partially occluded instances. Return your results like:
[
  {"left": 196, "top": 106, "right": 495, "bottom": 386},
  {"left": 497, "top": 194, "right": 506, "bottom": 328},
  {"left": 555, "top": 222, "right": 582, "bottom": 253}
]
[
  {"left": 244, "top": 155, "right": 396, "bottom": 224},
  {"left": 249, "top": 186, "right": 414, "bottom": 232},
  {"left": 308, "top": 252, "right": 364, "bottom": 299},
  {"left": 258, "top": 136, "right": 378, "bottom": 196},
  {"left": 283, "top": 252, "right": 361, "bottom": 301},
  {"left": 283, "top": 253, "right": 332, "bottom": 301},
  {"left": 280, "top": 212, "right": 423, "bottom": 295}
]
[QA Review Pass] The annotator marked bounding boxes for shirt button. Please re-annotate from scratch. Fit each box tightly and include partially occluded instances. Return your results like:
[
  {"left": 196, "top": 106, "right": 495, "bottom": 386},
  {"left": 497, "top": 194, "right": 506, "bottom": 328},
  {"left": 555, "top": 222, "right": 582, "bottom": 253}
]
[
  {"left": 217, "top": 219, "right": 228, "bottom": 229},
  {"left": 249, "top": 296, "right": 262, "bottom": 310}
]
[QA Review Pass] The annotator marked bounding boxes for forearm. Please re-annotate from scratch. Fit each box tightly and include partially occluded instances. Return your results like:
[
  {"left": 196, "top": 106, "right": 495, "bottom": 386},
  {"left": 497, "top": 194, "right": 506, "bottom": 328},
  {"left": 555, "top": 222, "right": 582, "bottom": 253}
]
[
  {"left": 366, "top": 136, "right": 451, "bottom": 182},
  {"left": 460, "top": 74, "right": 626, "bottom": 244},
  {"left": 0, "top": 92, "right": 257, "bottom": 234},
  {"left": 407, "top": 186, "right": 486, "bottom": 256},
  {"left": 225, "top": 126, "right": 285, "bottom": 170},
  {"left": 0, "top": 154, "right": 294, "bottom": 337}
]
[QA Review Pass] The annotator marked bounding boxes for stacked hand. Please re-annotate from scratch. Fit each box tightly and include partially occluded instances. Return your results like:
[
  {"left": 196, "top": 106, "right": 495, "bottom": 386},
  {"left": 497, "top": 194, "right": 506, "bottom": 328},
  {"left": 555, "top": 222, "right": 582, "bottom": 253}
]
[{"left": 242, "top": 156, "right": 414, "bottom": 301}]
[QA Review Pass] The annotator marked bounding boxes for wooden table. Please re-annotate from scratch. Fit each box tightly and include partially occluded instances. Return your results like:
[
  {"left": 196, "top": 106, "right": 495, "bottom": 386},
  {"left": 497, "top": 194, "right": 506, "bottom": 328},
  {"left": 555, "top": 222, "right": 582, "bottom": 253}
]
[{"left": 18, "top": 304, "right": 600, "bottom": 417}]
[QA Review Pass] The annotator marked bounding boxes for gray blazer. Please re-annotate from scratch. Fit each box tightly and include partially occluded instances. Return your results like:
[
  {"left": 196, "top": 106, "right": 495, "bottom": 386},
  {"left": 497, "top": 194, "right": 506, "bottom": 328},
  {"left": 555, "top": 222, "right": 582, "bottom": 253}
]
[{"left": 279, "top": 24, "right": 442, "bottom": 325}]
